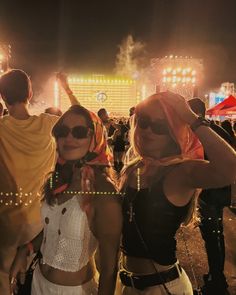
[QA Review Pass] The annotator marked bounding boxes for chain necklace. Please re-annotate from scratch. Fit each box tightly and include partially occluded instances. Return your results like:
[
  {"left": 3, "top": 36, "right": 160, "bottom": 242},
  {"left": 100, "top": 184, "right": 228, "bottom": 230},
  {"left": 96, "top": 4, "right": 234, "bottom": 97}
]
[{"left": 127, "top": 167, "right": 141, "bottom": 223}]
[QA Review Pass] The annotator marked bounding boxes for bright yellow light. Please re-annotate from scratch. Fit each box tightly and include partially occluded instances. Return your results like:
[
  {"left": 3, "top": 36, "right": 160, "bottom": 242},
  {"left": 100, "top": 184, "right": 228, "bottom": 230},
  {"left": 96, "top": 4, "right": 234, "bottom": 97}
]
[
  {"left": 167, "top": 67, "right": 172, "bottom": 73},
  {"left": 141, "top": 85, "right": 147, "bottom": 100},
  {"left": 54, "top": 81, "right": 59, "bottom": 107}
]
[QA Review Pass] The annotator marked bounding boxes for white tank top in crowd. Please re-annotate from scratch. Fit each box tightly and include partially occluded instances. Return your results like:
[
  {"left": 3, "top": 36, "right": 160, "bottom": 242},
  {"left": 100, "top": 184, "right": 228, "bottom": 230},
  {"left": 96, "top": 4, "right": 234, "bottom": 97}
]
[{"left": 40, "top": 195, "right": 98, "bottom": 272}]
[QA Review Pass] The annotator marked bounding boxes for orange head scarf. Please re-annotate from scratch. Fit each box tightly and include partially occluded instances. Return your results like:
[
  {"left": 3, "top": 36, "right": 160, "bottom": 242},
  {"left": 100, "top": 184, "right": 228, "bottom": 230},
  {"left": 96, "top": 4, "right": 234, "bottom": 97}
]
[
  {"left": 126, "top": 92, "right": 204, "bottom": 177},
  {"left": 50, "top": 105, "right": 113, "bottom": 196}
]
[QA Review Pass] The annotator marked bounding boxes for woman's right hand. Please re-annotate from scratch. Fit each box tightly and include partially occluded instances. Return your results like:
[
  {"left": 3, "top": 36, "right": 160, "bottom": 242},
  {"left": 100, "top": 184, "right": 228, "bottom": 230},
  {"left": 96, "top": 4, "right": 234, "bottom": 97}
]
[
  {"left": 56, "top": 72, "right": 69, "bottom": 91},
  {"left": 9, "top": 246, "right": 28, "bottom": 294}
]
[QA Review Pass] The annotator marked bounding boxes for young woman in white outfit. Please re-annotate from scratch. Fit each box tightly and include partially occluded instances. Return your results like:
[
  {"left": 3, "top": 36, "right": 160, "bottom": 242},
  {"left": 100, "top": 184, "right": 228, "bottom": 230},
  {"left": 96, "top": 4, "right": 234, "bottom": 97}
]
[{"left": 10, "top": 105, "right": 122, "bottom": 295}]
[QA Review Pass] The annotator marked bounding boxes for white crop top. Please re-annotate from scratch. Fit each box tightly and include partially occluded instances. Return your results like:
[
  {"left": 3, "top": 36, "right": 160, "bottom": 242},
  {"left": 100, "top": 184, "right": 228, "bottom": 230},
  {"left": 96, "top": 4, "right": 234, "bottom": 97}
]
[{"left": 40, "top": 195, "right": 98, "bottom": 272}]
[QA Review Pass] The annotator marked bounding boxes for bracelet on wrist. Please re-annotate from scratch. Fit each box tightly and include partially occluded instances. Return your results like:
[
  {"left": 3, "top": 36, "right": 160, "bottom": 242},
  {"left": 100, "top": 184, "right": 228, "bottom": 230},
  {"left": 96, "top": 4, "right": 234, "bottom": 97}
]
[
  {"left": 190, "top": 116, "right": 210, "bottom": 132},
  {"left": 17, "top": 242, "right": 34, "bottom": 256},
  {"left": 26, "top": 242, "right": 34, "bottom": 256}
]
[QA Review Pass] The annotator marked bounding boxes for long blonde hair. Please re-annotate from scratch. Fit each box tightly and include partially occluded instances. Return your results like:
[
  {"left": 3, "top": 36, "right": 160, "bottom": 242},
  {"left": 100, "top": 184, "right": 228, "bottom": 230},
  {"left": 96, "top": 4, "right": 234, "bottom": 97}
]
[{"left": 120, "top": 92, "right": 204, "bottom": 227}]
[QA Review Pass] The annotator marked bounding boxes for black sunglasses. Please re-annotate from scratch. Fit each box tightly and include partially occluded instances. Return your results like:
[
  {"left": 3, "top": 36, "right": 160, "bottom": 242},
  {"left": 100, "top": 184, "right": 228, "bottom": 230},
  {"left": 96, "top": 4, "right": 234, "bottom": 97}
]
[
  {"left": 136, "top": 116, "right": 169, "bottom": 135},
  {"left": 54, "top": 124, "right": 91, "bottom": 139}
]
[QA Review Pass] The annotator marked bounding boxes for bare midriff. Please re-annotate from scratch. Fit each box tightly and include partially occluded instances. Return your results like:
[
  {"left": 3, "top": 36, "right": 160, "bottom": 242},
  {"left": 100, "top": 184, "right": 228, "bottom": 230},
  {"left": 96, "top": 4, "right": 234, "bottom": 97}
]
[
  {"left": 39, "top": 258, "right": 96, "bottom": 286},
  {"left": 122, "top": 255, "right": 175, "bottom": 275}
]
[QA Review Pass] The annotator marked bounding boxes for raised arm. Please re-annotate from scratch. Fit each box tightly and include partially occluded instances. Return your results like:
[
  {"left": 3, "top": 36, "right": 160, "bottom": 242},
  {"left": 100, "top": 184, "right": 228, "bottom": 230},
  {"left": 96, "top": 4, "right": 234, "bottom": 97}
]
[
  {"left": 56, "top": 72, "right": 80, "bottom": 106},
  {"left": 164, "top": 93, "right": 236, "bottom": 189}
]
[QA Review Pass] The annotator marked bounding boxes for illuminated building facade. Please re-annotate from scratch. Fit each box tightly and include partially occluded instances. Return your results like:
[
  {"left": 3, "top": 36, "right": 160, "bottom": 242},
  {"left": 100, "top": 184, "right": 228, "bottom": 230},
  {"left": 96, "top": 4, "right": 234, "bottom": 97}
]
[
  {"left": 149, "top": 55, "right": 203, "bottom": 99},
  {"left": 57, "top": 75, "right": 139, "bottom": 116}
]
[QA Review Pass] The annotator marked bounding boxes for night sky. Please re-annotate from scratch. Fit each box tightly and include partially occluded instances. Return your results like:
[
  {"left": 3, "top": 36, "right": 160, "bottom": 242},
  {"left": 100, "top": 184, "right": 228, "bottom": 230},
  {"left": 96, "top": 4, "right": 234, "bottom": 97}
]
[{"left": 1, "top": 0, "right": 236, "bottom": 94}]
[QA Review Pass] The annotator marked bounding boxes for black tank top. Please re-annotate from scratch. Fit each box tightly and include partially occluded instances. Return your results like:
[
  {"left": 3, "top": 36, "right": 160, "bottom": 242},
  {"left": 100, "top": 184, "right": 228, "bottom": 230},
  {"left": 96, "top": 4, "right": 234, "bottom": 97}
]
[{"left": 122, "top": 174, "right": 191, "bottom": 265}]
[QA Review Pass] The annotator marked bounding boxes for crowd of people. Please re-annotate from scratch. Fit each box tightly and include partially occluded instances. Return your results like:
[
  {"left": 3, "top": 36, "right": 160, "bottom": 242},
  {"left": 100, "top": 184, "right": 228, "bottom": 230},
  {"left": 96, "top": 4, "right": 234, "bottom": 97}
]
[{"left": 0, "top": 69, "right": 236, "bottom": 295}]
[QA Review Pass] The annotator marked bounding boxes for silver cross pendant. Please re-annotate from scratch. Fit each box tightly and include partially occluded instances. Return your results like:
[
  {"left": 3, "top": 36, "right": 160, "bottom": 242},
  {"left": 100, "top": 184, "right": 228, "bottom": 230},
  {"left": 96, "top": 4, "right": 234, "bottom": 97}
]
[{"left": 127, "top": 203, "right": 135, "bottom": 223}]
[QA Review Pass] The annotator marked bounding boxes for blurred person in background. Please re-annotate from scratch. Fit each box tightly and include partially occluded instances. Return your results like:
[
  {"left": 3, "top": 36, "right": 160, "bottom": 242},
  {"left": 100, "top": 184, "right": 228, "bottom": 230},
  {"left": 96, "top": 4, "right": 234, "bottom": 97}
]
[
  {"left": 221, "top": 119, "right": 236, "bottom": 148},
  {"left": 97, "top": 108, "right": 117, "bottom": 140},
  {"left": 189, "top": 98, "right": 233, "bottom": 295},
  {"left": 112, "top": 121, "right": 128, "bottom": 172}
]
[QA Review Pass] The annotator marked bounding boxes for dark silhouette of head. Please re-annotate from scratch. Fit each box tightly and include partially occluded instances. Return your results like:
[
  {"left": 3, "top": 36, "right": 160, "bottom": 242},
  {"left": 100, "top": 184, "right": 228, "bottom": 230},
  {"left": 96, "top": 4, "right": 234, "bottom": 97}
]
[
  {"left": 221, "top": 120, "right": 234, "bottom": 138},
  {"left": 129, "top": 106, "right": 135, "bottom": 117},
  {"left": 188, "top": 97, "right": 206, "bottom": 117},
  {"left": 45, "top": 107, "right": 62, "bottom": 117},
  {"left": 97, "top": 108, "right": 109, "bottom": 123},
  {"left": 0, "top": 69, "right": 32, "bottom": 106}
]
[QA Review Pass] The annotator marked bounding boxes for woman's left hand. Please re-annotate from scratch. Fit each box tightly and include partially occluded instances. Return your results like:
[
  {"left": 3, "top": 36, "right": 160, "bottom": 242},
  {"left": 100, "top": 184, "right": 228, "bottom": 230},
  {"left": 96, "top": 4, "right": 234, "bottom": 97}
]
[{"left": 161, "top": 91, "right": 198, "bottom": 125}]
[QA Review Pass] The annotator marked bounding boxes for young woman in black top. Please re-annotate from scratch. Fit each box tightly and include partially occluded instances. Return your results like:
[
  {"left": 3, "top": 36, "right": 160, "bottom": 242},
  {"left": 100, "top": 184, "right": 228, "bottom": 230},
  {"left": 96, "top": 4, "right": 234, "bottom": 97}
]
[{"left": 119, "top": 92, "right": 236, "bottom": 295}]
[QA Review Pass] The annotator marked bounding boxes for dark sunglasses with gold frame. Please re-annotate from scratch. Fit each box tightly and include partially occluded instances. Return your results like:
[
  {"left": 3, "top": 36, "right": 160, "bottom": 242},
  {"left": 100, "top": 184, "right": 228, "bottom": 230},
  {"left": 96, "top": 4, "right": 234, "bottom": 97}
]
[{"left": 53, "top": 124, "right": 93, "bottom": 139}]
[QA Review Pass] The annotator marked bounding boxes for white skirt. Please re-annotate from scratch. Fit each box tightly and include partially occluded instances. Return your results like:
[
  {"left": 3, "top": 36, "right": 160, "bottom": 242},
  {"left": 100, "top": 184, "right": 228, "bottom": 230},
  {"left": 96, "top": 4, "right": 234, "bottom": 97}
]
[{"left": 31, "top": 264, "right": 98, "bottom": 295}]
